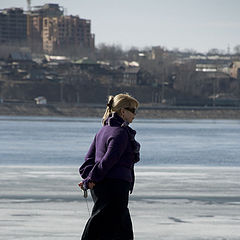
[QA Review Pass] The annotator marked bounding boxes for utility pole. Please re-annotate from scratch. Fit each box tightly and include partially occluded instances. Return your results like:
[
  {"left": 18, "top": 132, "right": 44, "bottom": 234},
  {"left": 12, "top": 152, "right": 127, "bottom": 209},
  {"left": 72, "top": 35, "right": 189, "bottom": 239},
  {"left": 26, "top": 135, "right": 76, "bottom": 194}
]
[
  {"left": 26, "top": 0, "right": 31, "bottom": 11},
  {"left": 59, "top": 80, "right": 64, "bottom": 102},
  {"left": 161, "top": 68, "right": 165, "bottom": 103},
  {"left": 212, "top": 78, "right": 216, "bottom": 107},
  {"left": 26, "top": 0, "right": 31, "bottom": 46},
  {"left": 227, "top": 44, "right": 230, "bottom": 55}
]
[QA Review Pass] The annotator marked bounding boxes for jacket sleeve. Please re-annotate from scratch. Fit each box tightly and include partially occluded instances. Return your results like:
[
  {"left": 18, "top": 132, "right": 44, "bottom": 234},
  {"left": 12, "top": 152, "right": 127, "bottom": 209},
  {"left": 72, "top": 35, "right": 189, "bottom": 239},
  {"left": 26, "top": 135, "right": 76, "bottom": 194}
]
[
  {"left": 87, "top": 129, "right": 128, "bottom": 184},
  {"left": 79, "top": 135, "right": 96, "bottom": 179}
]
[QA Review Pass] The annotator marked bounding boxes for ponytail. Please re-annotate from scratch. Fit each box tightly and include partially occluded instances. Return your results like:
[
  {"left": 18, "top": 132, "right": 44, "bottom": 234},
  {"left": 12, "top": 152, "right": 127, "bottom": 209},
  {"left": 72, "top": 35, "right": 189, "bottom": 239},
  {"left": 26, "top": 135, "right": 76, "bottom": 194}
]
[{"left": 102, "top": 95, "right": 114, "bottom": 125}]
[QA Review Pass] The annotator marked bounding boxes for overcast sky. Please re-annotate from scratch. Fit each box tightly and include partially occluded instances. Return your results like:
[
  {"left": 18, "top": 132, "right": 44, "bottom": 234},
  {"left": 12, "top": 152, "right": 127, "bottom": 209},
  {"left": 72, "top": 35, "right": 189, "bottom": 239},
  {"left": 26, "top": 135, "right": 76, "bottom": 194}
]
[{"left": 2, "top": 0, "right": 240, "bottom": 53}]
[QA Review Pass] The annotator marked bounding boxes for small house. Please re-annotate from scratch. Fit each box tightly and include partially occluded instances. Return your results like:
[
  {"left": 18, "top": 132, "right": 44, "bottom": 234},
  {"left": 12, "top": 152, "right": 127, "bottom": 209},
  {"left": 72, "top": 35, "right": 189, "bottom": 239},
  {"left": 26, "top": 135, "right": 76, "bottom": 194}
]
[{"left": 34, "top": 96, "right": 47, "bottom": 105}]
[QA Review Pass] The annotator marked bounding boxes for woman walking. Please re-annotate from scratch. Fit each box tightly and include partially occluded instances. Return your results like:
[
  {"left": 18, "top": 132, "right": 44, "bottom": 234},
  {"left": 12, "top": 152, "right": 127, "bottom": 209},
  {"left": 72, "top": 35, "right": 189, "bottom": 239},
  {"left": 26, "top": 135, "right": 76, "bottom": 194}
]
[{"left": 78, "top": 93, "right": 140, "bottom": 240}]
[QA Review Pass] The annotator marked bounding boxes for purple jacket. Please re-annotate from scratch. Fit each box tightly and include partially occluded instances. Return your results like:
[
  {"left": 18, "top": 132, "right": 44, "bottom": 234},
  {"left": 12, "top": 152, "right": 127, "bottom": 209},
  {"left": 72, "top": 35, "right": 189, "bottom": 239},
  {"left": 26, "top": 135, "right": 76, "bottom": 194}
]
[{"left": 79, "top": 113, "right": 140, "bottom": 192}]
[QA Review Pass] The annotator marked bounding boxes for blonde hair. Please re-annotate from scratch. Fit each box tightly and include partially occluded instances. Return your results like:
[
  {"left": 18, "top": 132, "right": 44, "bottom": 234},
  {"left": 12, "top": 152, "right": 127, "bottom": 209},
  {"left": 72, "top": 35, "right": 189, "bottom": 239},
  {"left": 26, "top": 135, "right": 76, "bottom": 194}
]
[{"left": 102, "top": 93, "right": 139, "bottom": 124}]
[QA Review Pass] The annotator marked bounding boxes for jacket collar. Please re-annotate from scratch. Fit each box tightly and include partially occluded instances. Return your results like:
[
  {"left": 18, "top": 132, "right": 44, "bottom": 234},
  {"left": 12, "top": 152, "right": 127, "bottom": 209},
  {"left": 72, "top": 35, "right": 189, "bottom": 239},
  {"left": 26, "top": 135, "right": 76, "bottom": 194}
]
[
  {"left": 105, "top": 112, "right": 126, "bottom": 127},
  {"left": 105, "top": 113, "right": 136, "bottom": 136}
]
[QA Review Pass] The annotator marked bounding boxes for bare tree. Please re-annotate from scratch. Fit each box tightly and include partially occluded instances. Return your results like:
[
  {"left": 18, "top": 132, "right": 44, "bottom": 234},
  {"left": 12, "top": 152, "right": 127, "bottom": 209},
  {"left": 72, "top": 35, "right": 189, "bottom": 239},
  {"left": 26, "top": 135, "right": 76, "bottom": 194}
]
[
  {"left": 96, "top": 43, "right": 125, "bottom": 63},
  {"left": 207, "top": 48, "right": 224, "bottom": 55},
  {"left": 233, "top": 45, "right": 240, "bottom": 55}
]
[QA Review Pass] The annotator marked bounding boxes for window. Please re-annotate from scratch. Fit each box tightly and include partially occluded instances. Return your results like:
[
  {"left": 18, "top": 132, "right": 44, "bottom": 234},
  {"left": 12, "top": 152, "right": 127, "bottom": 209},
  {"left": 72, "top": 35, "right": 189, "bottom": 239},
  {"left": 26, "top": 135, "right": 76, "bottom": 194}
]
[{"left": 44, "top": 19, "right": 48, "bottom": 27}]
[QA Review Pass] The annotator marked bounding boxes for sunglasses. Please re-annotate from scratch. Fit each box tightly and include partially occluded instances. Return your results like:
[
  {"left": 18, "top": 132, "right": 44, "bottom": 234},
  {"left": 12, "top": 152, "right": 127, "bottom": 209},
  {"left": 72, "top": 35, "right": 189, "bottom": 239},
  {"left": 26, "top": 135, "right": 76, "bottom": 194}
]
[{"left": 124, "top": 107, "right": 137, "bottom": 114}]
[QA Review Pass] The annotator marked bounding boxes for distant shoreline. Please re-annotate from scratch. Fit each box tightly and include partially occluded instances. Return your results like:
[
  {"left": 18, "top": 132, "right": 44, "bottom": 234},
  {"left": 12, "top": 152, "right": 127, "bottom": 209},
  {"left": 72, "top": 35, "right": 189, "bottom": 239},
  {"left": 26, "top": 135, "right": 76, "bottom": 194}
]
[{"left": 0, "top": 103, "right": 240, "bottom": 119}]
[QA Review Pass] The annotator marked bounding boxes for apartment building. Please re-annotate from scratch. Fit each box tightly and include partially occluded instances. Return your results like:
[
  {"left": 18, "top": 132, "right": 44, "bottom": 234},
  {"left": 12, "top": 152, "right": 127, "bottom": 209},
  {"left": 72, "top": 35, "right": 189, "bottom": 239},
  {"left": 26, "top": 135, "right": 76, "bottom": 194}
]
[
  {"left": 28, "top": 4, "right": 94, "bottom": 53},
  {"left": 27, "top": 4, "right": 64, "bottom": 51},
  {"left": 42, "top": 15, "right": 94, "bottom": 53},
  {"left": 0, "top": 8, "right": 27, "bottom": 44},
  {"left": 0, "top": 4, "right": 94, "bottom": 53}
]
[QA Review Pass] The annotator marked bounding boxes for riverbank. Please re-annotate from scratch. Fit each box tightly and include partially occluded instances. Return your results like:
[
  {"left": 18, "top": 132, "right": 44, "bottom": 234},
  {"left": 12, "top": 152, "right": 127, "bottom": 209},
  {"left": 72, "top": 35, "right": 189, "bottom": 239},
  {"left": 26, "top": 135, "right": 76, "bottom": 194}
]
[{"left": 0, "top": 103, "right": 240, "bottom": 119}]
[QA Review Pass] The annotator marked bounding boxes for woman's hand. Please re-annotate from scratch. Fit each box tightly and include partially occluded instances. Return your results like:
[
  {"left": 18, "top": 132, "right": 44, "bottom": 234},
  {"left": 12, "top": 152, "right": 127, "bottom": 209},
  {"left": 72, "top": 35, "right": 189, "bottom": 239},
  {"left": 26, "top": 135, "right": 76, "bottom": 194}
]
[
  {"left": 88, "top": 182, "right": 95, "bottom": 189},
  {"left": 78, "top": 181, "right": 95, "bottom": 190},
  {"left": 78, "top": 181, "right": 84, "bottom": 190}
]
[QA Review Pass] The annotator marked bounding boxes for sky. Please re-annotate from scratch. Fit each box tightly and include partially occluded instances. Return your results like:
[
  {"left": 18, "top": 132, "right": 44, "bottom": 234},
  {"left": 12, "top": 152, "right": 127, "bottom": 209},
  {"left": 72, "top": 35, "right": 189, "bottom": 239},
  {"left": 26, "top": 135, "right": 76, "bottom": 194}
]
[{"left": 1, "top": 0, "right": 240, "bottom": 53}]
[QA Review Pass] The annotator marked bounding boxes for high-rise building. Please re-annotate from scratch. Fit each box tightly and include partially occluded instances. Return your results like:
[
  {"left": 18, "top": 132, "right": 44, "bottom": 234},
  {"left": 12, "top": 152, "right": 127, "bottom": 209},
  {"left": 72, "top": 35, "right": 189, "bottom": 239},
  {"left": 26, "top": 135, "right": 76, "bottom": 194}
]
[
  {"left": 28, "top": 4, "right": 94, "bottom": 53},
  {"left": 27, "top": 4, "right": 64, "bottom": 51},
  {"left": 0, "top": 4, "right": 94, "bottom": 53},
  {"left": 42, "top": 15, "right": 94, "bottom": 53},
  {"left": 0, "top": 8, "right": 27, "bottom": 44}
]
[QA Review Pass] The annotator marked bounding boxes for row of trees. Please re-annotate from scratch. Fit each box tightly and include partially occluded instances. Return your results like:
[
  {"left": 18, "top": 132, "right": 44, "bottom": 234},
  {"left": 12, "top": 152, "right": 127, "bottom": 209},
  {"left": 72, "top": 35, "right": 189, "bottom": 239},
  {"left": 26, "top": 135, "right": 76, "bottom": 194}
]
[{"left": 1, "top": 41, "right": 240, "bottom": 59}]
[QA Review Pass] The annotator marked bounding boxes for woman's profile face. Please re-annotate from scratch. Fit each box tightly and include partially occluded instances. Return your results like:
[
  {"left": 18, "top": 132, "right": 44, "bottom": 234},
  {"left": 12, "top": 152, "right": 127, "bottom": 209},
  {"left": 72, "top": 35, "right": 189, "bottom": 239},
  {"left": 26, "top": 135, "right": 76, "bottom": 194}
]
[{"left": 122, "top": 107, "right": 136, "bottom": 123}]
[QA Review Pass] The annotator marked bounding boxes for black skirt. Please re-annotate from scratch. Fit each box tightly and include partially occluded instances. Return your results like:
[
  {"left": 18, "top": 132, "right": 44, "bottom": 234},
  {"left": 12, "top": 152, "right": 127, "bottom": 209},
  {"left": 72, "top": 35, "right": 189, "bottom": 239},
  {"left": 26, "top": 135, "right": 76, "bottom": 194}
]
[{"left": 81, "top": 179, "right": 134, "bottom": 240}]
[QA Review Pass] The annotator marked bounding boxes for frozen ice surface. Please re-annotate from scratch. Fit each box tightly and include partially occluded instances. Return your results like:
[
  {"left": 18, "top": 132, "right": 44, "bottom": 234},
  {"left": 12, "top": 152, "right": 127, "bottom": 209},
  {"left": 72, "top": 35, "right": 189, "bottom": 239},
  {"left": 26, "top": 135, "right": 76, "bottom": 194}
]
[{"left": 0, "top": 166, "right": 240, "bottom": 240}]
